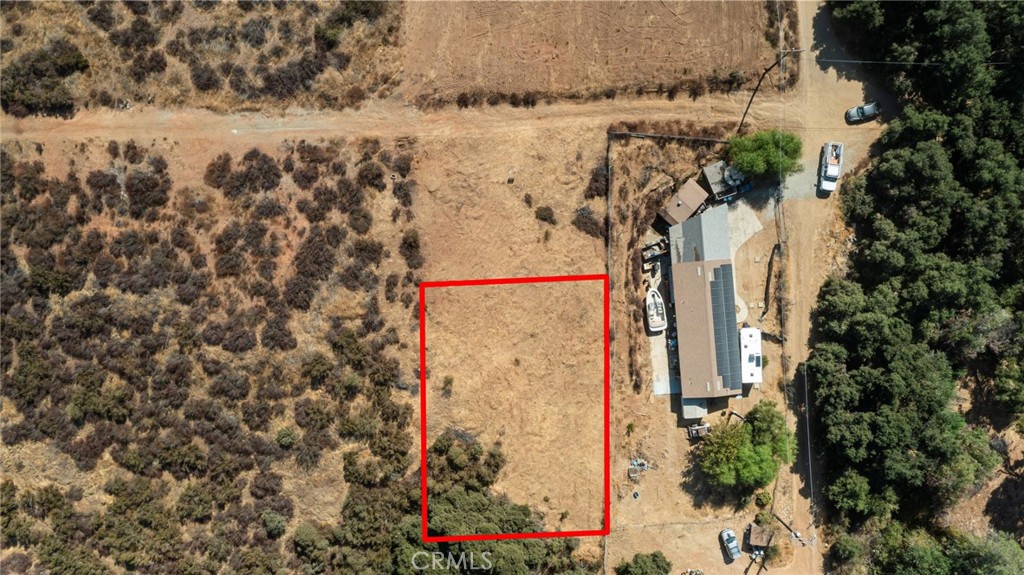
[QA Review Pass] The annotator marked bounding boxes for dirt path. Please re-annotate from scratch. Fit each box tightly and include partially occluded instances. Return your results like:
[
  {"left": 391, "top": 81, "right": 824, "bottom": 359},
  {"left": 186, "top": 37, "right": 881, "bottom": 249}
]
[
  {"left": 3, "top": 91, "right": 783, "bottom": 146},
  {"left": 770, "top": 2, "right": 887, "bottom": 573}
]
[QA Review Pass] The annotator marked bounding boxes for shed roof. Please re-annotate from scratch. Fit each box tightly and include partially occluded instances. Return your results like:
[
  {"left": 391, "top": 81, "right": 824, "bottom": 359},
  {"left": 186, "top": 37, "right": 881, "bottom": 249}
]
[
  {"left": 658, "top": 179, "right": 709, "bottom": 226},
  {"left": 700, "top": 161, "right": 747, "bottom": 199},
  {"left": 748, "top": 523, "right": 772, "bottom": 548}
]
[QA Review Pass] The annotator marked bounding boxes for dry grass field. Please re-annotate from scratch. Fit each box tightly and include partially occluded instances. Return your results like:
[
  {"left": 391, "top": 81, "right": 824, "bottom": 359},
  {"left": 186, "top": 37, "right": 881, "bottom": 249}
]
[
  {"left": 423, "top": 280, "right": 606, "bottom": 534},
  {"left": 402, "top": 0, "right": 779, "bottom": 103}
]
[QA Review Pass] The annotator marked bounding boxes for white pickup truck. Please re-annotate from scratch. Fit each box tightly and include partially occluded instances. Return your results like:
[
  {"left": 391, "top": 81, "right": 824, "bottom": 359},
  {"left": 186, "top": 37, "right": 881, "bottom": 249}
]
[{"left": 818, "top": 142, "right": 844, "bottom": 193}]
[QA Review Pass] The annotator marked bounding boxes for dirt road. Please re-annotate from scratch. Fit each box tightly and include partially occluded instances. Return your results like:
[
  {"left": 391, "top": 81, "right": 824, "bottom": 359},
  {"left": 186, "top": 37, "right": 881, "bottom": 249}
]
[
  {"left": 3, "top": 91, "right": 784, "bottom": 146},
  {"left": 770, "top": 2, "right": 887, "bottom": 574}
]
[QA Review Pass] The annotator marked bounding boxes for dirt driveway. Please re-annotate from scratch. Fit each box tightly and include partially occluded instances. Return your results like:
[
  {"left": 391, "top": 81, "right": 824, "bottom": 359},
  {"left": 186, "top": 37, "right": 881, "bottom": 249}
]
[{"left": 772, "top": 1, "right": 889, "bottom": 573}]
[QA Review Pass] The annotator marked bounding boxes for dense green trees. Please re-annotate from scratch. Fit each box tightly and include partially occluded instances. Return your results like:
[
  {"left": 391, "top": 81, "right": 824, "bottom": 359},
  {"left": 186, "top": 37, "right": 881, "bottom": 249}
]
[
  {"left": 697, "top": 400, "right": 794, "bottom": 493},
  {"left": 813, "top": 1, "right": 1024, "bottom": 571},
  {"left": 727, "top": 129, "right": 802, "bottom": 177}
]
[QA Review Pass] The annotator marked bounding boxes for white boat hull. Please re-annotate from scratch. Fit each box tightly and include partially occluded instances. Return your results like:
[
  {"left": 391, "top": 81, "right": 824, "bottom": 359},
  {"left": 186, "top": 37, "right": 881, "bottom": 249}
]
[{"left": 646, "top": 289, "right": 668, "bottom": 333}]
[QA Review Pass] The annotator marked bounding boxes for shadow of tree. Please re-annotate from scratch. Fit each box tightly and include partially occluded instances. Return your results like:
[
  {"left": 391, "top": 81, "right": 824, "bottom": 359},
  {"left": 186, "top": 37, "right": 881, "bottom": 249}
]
[
  {"left": 733, "top": 184, "right": 775, "bottom": 212},
  {"left": 964, "top": 370, "right": 1018, "bottom": 432},
  {"left": 809, "top": 1, "right": 900, "bottom": 123},
  {"left": 984, "top": 473, "right": 1024, "bottom": 539}
]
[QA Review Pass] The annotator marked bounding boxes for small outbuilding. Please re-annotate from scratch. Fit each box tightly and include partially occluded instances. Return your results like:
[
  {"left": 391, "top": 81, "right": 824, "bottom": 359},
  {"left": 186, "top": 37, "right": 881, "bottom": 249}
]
[
  {"left": 698, "top": 161, "right": 750, "bottom": 202},
  {"left": 658, "top": 179, "right": 709, "bottom": 226},
  {"left": 748, "top": 522, "right": 772, "bottom": 549}
]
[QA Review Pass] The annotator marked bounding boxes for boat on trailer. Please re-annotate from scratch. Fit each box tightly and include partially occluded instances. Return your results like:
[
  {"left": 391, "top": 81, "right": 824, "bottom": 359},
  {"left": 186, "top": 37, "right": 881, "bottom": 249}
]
[{"left": 646, "top": 289, "right": 667, "bottom": 333}]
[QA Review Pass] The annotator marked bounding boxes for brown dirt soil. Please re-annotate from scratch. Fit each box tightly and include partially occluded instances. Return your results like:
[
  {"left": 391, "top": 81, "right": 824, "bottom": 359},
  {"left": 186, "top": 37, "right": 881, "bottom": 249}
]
[
  {"left": 423, "top": 280, "right": 606, "bottom": 534},
  {"left": 401, "top": 1, "right": 776, "bottom": 102}
]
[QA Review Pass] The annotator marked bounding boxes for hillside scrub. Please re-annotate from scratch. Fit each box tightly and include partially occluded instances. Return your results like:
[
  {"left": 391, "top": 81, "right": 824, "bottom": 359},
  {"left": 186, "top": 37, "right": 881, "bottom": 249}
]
[
  {"left": 0, "top": 38, "right": 89, "bottom": 118},
  {"left": 0, "top": 138, "right": 459, "bottom": 573},
  {"left": 0, "top": 1, "right": 402, "bottom": 115}
]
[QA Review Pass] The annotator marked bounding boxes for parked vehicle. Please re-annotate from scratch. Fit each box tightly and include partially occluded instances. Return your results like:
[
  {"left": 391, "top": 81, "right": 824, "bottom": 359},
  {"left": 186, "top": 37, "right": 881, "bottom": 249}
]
[
  {"left": 720, "top": 528, "right": 742, "bottom": 561},
  {"left": 818, "top": 142, "right": 844, "bottom": 194},
  {"left": 686, "top": 423, "right": 711, "bottom": 440},
  {"left": 845, "top": 101, "right": 881, "bottom": 123}
]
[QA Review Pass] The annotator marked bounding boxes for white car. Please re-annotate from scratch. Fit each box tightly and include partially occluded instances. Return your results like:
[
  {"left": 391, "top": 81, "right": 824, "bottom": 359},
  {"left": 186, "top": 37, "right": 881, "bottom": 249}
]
[
  {"left": 720, "top": 528, "right": 742, "bottom": 561},
  {"left": 818, "top": 142, "right": 844, "bottom": 194}
]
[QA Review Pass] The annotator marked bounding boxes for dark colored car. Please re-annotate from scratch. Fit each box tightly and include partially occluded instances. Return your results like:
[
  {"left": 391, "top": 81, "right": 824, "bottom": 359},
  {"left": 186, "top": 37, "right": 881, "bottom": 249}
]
[{"left": 845, "top": 101, "right": 881, "bottom": 123}]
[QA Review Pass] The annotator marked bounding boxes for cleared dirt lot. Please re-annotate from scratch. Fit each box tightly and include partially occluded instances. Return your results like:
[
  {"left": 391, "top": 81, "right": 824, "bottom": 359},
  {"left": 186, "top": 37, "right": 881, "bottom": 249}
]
[
  {"left": 401, "top": 0, "right": 776, "bottom": 100},
  {"left": 423, "top": 280, "right": 606, "bottom": 534}
]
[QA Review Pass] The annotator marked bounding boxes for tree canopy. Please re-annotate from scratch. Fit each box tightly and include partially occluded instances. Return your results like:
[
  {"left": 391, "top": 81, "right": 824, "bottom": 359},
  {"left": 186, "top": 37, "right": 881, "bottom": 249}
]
[
  {"left": 697, "top": 400, "right": 795, "bottom": 493},
  {"left": 812, "top": 0, "right": 1024, "bottom": 571},
  {"left": 727, "top": 129, "right": 803, "bottom": 177}
]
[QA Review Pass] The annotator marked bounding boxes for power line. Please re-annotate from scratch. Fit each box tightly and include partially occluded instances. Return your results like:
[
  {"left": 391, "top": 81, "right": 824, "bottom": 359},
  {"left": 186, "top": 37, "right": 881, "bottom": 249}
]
[{"left": 807, "top": 56, "right": 1011, "bottom": 66}]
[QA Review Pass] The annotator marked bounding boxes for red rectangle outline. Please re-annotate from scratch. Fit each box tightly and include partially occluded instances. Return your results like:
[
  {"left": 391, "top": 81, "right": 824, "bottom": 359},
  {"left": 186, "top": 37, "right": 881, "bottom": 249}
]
[{"left": 419, "top": 273, "right": 611, "bottom": 542}]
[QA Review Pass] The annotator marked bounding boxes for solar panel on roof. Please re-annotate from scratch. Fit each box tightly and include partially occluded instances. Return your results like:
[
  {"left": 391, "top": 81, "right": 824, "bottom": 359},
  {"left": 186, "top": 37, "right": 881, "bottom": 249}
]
[{"left": 709, "top": 265, "right": 742, "bottom": 391}]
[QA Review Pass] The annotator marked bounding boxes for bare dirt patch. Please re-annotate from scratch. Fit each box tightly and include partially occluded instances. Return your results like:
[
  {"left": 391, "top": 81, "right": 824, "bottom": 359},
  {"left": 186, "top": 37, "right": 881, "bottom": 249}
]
[
  {"left": 423, "top": 280, "right": 606, "bottom": 534},
  {"left": 401, "top": 1, "right": 777, "bottom": 103}
]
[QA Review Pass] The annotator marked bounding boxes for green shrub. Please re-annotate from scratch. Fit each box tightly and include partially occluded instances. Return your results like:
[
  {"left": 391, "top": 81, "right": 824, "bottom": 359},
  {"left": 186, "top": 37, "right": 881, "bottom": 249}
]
[
  {"left": 262, "top": 510, "right": 287, "bottom": 539},
  {"left": 176, "top": 483, "right": 213, "bottom": 523},
  {"left": 615, "top": 551, "right": 672, "bottom": 575},
  {"left": 832, "top": 534, "right": 864, "bottom": 563},
  {"left": 727, "top": 129, "right": 802, "bottom": 178},
  {"left": 276, "top": 427, "right": 297, "bottom": 449}
]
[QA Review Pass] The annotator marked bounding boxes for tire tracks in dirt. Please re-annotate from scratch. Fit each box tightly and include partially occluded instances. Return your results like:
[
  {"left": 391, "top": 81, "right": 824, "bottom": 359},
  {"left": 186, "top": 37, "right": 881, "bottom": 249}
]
[{"left": 3, "top": 93, "right": 783, "bottom": 146}]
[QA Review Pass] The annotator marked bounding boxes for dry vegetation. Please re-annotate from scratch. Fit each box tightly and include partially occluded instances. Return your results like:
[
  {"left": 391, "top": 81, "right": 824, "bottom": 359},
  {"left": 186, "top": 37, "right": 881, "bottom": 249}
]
[
  {"left": 402, "top": 1, "right": 783, "bottom": 108},
  {"left": 0, "top": 135, "right": 433, "bottom": 573},
  {"left": 0, "top": 0, "right": 402, "bottom": 117},
  {"left": 423, "top": 281, "right": 606, "bottom": 534}
]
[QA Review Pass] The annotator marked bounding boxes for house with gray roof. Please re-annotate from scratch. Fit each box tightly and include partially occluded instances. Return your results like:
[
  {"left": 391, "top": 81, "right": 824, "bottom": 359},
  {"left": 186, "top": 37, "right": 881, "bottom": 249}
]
[{"left": 666, "top": 203, "right": 742, "bottom": 419}]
